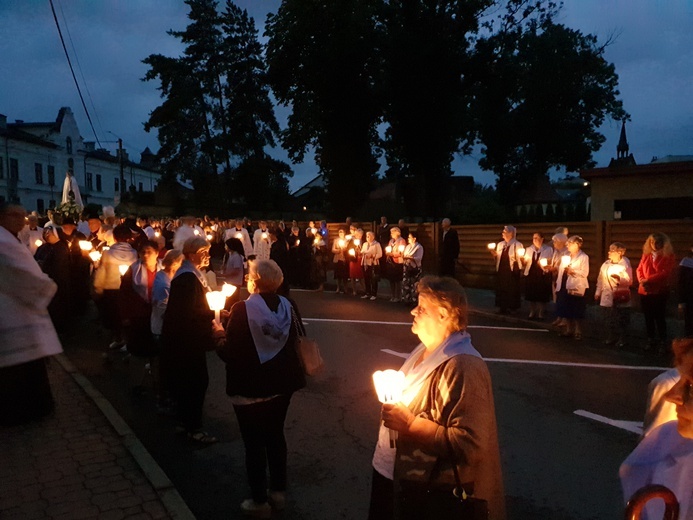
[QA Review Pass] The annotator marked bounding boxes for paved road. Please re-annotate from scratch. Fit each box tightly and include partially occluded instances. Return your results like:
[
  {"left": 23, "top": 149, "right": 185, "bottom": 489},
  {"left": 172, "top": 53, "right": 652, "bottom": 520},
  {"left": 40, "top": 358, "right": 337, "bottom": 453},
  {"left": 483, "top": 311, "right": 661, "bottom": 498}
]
[{"left": 64, "top": 290, "right": 670, "bottom": 519}]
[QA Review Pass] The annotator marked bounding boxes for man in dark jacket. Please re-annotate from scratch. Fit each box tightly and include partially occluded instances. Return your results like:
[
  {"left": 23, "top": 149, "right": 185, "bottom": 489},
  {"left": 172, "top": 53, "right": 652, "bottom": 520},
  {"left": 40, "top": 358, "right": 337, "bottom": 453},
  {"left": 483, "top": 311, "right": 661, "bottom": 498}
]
[{"left": 439, "top": 218, "right": 460, "bottom": 278}]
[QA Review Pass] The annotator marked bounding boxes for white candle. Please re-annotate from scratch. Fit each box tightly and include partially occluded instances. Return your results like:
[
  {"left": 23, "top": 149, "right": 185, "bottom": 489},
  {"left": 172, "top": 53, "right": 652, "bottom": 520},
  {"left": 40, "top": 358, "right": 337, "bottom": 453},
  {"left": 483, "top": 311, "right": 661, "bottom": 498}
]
[
  {"left": 348, "top": 248, "right": 356, "bottom": 256},
  {"left": 539, "top": 258, "right": 548, "bottom": 268},
  {"left": 385, "top": 246, "right": 392, "bottom": 253},
  {"left": 89, "top": 251, "right": 102, "bottom": 262},
  {"left": 516, "top": 247, "right": 525, "bottom": 258},
  {"left": 118, "top": 264, "right": 129, "bottom": 276},
  {"left": 354, "top": 239, "right": 361, "bottom": 246},
  {"left": 338, "top": 239, "right": 345, "bottom": 248},
  {"left": 205, "top": 291, "right": 226, "bottom": 325},
  {"left": 220, "top": 283, "right": 237, "bottom": 298},
  {"left": 155, "top": 231, "right": 161, "bottom": 238},
  {"left": 296, "top": 239, "right": 300, "bottom": 246},
  {"left": 373, "top": 370, "right": 406, "bottom": 448},
  {"left": 79, "top": 240, "right": 93, "bottom": 251},
  {"left": 261, "top": 232, "right": 268, "bottom": 240},
  {"left": 35, "top": 239, "right": 43, "bottom": 247},
  {"left": 487, "top": 242, "right": 496, "bottom": 250},
  {"left": 561, "top": 255, "right": 571, "bottom": 268},
  {"left": 194, "top": 229, "right": 200, "bottom": 236},
  {"left": 398, "top": 245, "right": 405, "bottom": 253},
  {"left": 206, "top": 233, "right": 213, "bottom": 240},
  {"left": 236, "top": 232, "right": 243, "bottom": 239},
  {"left": 345, "top": 235, "right": 352, "bottom": 241}
]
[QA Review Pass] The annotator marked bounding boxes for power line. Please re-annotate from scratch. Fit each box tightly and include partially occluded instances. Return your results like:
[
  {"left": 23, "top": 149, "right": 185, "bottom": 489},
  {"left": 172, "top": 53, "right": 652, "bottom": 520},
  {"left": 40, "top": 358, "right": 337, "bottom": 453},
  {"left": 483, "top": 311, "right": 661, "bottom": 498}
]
[
  {"left": 57, "top": 0, "right": 106, "bottom": 144},
  {"left": 48, "top": 0, "right": 103, "bottom": 149}
]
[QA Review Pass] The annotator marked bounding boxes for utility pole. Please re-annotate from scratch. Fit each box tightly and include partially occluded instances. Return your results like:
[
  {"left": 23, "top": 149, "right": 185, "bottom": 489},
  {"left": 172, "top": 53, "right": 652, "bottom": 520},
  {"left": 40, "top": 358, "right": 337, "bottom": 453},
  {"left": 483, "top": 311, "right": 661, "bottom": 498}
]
[{"left": 118, "top": 138, "right": 125, "bottom": 200}]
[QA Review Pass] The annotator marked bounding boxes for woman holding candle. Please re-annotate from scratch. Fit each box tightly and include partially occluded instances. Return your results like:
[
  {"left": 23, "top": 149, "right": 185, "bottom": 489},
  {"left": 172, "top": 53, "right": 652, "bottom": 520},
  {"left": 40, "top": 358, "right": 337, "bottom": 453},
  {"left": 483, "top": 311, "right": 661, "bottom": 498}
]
[
  {"left": 620, "top": 337, "right": 693, "bottom": 519},
  {"left": 216, "top": 259, "right": 305, "bottom": 518},
  {"left": 221, "top": 237, "right": 245, "bottom": 309},
  {"left": 401, "top": 232, "right": 424, "bottom": 305},
  {"left": 34, "top": 224, "right": 72, "bottom": 332},
  {"left": 555, "top": 235, "right": 589, "bottom": 340},
  {"left": 490, "top": 225, "right": 523, "bottom": 315},
  {"left": 522, "top": 232, "right": 553, "bottom": 320},
  {"left": 348, "top": 228, "right": 366, "bottom": 296},
  {"left": 331, "top": 228, "right": 349, "bottom": 293},
  {"left": 361, "top": 231, "right": 384, "bottom": 301},
  {"left": 637, "top": 232, "right": 677, "bottom": 353},
  {"left": 594, "top": 242, "right": 633, "bottom": 347},
  {"left": 368, "top": 276, "right": 505, "bottom": 520},
  {"left": 548, "top": 233, "right": 569, "bottom": 326},
  {"left": 385, "top": 227, "right": 406, "bottom": 302},
  {"left": 161, "top": 236, "right": 218, "bottom": 444}
]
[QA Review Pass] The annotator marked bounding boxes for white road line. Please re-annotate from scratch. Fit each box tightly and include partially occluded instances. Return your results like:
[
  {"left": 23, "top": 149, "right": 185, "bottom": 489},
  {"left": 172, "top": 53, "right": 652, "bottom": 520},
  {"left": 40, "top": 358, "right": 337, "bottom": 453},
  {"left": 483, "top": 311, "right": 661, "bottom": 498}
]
[
  {"left": 303, "top": 318, "right": 546, "bottom": 332},
  {"left": 379, "top": 349, "right": 668, "bottom": 371},
  {"left": 574, "top": 410, "right": 644, "bottom": 435}
]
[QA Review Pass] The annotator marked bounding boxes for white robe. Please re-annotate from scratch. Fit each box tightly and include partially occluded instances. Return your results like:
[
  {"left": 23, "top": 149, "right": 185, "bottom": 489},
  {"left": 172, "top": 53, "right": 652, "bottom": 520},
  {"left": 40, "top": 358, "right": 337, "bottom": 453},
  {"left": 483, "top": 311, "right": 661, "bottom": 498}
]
[{"left": 0, "top": 227, "right": 63, "bottom": 368}]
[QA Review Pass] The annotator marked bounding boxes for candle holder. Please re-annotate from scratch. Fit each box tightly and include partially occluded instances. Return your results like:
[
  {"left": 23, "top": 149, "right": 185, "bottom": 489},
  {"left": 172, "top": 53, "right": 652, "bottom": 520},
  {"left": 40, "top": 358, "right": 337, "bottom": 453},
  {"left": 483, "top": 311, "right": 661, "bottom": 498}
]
[
  {"left": 373, "top": 369, "right": 406, "bottom": 448},
  {"left": 206, "top": 291, "right": 227, "bottom": 325}
]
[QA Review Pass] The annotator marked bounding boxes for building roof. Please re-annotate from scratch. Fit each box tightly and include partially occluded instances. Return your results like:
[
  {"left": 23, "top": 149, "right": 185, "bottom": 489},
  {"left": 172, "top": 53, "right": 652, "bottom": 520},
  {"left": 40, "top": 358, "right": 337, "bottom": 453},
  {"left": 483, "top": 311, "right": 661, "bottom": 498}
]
[
  {"left": 291, "top": 174, "right": 325, "bottom": 197},
  {"left": 0, "top": 125, "right": 60, "bottom": 149},
  {"left": 582, "top": 159, "right": 693, "bottom": 179}
]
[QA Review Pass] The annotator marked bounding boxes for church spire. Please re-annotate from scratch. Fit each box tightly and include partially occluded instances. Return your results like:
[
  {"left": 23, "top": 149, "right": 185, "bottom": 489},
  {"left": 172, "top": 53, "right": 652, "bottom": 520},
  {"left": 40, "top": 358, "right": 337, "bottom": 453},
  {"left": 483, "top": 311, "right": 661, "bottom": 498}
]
[{"left": 617, "top": 119, "right": 629, "bottom": 159}]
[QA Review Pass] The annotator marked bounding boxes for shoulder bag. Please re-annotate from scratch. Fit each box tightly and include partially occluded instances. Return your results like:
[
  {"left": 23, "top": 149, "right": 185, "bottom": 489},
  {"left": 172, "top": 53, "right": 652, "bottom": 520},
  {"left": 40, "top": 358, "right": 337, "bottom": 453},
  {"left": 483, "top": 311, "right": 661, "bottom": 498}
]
[
  {"left": 291, "top": 307, "right": 324, "bottom": 376},
  {"left": 398, "top": 427, "right": 489, "bottom": 520}
]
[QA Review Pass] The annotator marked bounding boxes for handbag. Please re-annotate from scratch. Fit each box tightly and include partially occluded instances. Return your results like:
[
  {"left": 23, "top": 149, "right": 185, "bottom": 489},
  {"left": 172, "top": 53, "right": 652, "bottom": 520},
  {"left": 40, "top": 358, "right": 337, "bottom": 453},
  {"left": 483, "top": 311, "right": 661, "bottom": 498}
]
[
  {"left": 398, "top": 428, "right": 489, "bottom": 520},
  {"left": 291, "top": 308, "right": 324, "bottom": 376}
]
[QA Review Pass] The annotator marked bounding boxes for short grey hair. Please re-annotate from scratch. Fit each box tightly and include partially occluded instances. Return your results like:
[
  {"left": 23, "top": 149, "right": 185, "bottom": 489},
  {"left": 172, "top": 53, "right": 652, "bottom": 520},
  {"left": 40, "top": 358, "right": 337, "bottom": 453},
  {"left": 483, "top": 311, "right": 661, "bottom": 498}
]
[
  {"left": 182, "top": 236, "right": 210, "bottom": 255},
  {"left": 248, "top": 259, "right": 284, "bottom": 293}
]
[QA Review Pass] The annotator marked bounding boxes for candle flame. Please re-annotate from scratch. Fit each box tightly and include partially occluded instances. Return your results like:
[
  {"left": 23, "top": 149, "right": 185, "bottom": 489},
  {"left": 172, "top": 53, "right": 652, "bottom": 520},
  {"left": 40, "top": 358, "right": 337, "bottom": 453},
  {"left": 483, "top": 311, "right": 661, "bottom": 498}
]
[
  {"left": 205, "top": 290, "right": 226, "bottom": 311},
  {"left": 349, "top": 248, "right": 355, "bottom": 256},
  {"left": 118, "top": 264, "right": 129, "bottom": 276},
  {"left": 539, "top": 258, "right": 548, "bottom": 267},
  {"left": 373, "top": 370, "right": 406, "bottom": 403},
  {"left": 487, "top": 242, "right": 496, "bottom": 250},
  {"left": 220, "top": 283, "right": 237, "bottom": 297},
  {"left": 79, "top": 240, "right": 93, "bottom": 251},
  {"left": 89, "top": 251, "right": 102, "bottom": 262},
  {"left": 35, "top": 239, "right": 43, "bottom": 247},
  {"left": 385, "top": 246, "right": 392, "bottom": 253},
  {"left": 561, "top": 255, "right": 571, "bottom": 267}
]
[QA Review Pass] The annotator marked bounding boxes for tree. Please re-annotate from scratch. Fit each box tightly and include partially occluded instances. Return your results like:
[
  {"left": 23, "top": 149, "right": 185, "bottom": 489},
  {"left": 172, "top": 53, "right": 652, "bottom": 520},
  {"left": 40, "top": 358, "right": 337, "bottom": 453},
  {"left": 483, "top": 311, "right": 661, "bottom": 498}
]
[
  {"left": 378, "top": 0, "right": 493, "bottom": 217},
  {"left": 265, "top": 0, "right": 381, "bottom": 218},
  {"left": 472, "top": 4, "right": 628, "bottom": 202}
]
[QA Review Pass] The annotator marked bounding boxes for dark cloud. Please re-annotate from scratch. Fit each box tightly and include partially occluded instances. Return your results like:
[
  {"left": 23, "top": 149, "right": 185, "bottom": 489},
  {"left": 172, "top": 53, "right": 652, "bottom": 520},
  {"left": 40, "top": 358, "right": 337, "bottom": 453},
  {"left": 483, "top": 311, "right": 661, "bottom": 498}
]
[{"left": 1, "top": 0, "right": 691, "bottom": 193}]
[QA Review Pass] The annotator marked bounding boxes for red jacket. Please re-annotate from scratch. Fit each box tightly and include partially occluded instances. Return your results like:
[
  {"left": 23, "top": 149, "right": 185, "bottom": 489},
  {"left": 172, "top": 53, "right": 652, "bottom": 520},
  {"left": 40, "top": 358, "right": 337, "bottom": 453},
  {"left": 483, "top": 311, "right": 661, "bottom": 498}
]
[{"left": 636, "top": 253, "right": 676, "bottom": 296}]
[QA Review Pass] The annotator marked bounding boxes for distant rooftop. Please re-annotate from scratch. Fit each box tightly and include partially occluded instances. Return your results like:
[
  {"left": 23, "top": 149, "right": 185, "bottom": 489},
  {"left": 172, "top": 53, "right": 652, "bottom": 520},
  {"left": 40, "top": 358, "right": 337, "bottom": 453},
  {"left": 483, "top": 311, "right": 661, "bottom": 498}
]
[{"left": 650, "top": 155, "right": 693, "bottom": 164}]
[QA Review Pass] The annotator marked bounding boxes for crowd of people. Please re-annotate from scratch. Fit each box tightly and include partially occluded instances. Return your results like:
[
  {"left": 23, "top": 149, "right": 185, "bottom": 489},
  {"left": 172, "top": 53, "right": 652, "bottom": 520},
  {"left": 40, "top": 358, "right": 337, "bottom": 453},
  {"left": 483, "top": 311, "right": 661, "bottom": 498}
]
[
  {"left": 2, "top": 199, "right": 692, "bottom": 519},
  {"left": 491, "top": 224, "right": 690, "bottom": 353}
]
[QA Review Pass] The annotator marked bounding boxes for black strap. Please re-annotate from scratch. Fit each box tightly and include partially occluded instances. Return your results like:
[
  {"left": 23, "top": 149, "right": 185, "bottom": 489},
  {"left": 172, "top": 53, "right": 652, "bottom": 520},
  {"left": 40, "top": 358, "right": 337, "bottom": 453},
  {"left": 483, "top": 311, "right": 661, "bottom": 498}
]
[{"left": 442, "top": 426, "right": 466, "bottom": 496}]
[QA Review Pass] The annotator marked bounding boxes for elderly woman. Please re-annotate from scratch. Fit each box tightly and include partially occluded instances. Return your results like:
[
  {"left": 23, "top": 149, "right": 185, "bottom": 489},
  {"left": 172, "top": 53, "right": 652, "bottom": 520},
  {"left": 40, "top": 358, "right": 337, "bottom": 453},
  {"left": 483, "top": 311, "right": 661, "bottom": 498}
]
[
  {"left": 490, "top": 225, "right": 523, "bottom": 315},
  {"left": 401, "top": 231, "right": 424, "bottom": 305},
  {"left": 331, "top": 228, "right": 349, "bottom": 293},
  {"left": 594, "top": 242, "right": 633, "bottom": 348},
  {"left": 361, "top": 231, "right": 383, "bottom": 301},
  {"left": 555, "top": 235, "right": 589, "bottom": 340},
  {"left": 637, "top": 233, "right": 677, "bottom": 352},
  {"left": 620, "top": 337, "right": 693, "bottom": 518},
  {"left": 522, "top": 231, "right": 553, "bottom": 320},
  {"left": 549, "top": 233, "right": 569, "bottom": 327},
  {"left": 217, "top": 259, "right": 305, "bottom": 518},
  {"left": 369, "top": 276, "right": 505, "bottom": 520},
  {"left": 384, "top": 227, "right": 406, "bottom": 302},
  {"left": 160, "top": 236, "right": 217, "bottom": 444}
]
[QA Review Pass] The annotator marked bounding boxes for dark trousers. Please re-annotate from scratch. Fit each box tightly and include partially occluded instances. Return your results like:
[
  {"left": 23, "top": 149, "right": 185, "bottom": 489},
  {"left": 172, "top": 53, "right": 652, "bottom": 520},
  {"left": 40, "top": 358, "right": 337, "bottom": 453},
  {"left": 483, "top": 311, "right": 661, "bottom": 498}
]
[
  {"left": 364, "top": 266, "right": 379, "bottom": 296},
  {"left": 640, "top": 293, "right": 669, "bottom": 341},
  {"left": 234, "top": 394, "right": 292, "bottom": 503},
  {"left": 0, "top": 358, "right": 54, "bottom": 426},
  {"left": 368, "top": 468, "right": 394, "bottom": 520},
  {"left": 169, "top": 365, "right": 209, "bottom": 432}
]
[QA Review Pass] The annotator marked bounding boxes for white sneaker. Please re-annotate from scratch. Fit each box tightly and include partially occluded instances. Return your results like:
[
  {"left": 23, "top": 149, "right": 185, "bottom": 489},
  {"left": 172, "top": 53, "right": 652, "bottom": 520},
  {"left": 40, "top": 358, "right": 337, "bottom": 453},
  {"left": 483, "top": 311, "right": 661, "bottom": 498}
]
[
  {"left": 360, "top": 294, "right": 369, "bottom": 299},
  {"left": 370, "top": 296, "right": 377, "bottom": 301},
  {"left": 240, "top": 499, "right": 271, "bottom": 518}
]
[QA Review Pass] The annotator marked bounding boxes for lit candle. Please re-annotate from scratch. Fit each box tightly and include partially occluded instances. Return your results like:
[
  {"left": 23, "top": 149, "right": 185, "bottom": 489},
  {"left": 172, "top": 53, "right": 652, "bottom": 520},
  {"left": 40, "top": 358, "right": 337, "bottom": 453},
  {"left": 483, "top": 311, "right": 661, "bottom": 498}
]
[
  {"left": 607, "top": 264, "right": 626, "bottom": 278},
  {"left": 206, "top": 233, "right": 213, "bottom": 240},
  {"left": 194, "top": 229, "right": 200, "bottom": 236},
  {"left": 539, "top": 258, "right": 548, "bottom": 268},
  {"left": 373, "top": 369, "right": 406, "bottom": 448},
  {"left": 385, "top": 246, "right": 392, "bottom": 253},
  {"left": 516, "top": 247, "right": 525, "bottom": 258},
  {"left": 35, "top": 239, "right": 43, "bottom": 247},
  {"left": 205, "top": 291, "right": 226, "bottom": 325},
  {"left": 349, "top": 248, "right": 356, "bottom": 256},
  {"left": 79, "top": 240, "right": 93, "bottom": 251},
  {"left": 345, "top": 235, "right": 352, "bottom": 241},
  {"left": 261, "top": 232, "right": 268, "bottom": 240},
  {"left": 354, "top": 239, "right": 361, "bottom": 246},
  {"left": 296, "top": 239, "right": 300, "bottom": 246},
  {"left": 89, "top": 251, "right": 102, "bottom": 262},
  {"left": 338, "top": 239, "right": 345, "bottom": 248},
  {"left": 561, "top": 255, "right": 571, "bottom": 268},
  {"left": 102, "top": 246, "right": 110, "bottom": 251},
  {"left": 220, "top": 283, "right": 237, "bottom": 298},
  {"left": 154, "top": 231, "right": 161, "bottom": 238},
  {"left": 398, "top": 244, "right": 405, "bottom": 253},
  {"left": 235, "top": 232, "right": 243, "bottom": 239},
  {"left": 311, "top": 227, "right": 317, "bottom": 235},
  {"left": 118, "top": 264, "right": 129, "bottom": 276},
  {"left": 487, "top": 242, "right": 496, "bottom": 250}
]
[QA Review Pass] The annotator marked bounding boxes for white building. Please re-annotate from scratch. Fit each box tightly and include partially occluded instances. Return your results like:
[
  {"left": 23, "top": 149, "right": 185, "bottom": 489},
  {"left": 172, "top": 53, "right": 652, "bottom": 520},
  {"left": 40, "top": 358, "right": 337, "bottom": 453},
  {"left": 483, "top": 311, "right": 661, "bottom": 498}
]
[{"left": 0, "top": 107, "right": 160, "bottom": 214}]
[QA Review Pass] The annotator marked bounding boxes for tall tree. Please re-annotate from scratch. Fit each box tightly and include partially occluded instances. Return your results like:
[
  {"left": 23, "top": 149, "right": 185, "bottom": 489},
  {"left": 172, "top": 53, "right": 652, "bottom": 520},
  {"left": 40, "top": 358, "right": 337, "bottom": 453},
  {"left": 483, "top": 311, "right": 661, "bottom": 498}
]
[
  {"left": 378, "top": 0, "right": 493, "bottom": 217},
  {"left": 265, "top": 0, "right": 381, "bottom": 218},
  {"left": 472, "top": 3, "right": 628, "bottom": 202}
]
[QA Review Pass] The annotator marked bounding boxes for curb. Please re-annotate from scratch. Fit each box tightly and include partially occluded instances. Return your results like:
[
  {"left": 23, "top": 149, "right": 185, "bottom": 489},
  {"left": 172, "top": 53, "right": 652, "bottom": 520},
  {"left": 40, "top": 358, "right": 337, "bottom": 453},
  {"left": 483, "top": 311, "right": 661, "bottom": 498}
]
[{"left": 54, "top": 353, "right": 196, "bottom": 520}]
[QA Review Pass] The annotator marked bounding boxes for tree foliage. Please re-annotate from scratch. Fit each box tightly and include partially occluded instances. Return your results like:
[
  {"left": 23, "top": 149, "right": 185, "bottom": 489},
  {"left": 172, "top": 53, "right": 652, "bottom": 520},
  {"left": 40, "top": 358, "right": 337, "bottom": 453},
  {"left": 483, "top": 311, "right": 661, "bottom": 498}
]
[
  {"left": 472, "top": 1, "right": 628, "bottom": 202},
  {"left": 142, "top": 0, "right": 290, "bottom": 211},
  {"left": 264, "top": 0, "right": 381, "bottom": 218}
]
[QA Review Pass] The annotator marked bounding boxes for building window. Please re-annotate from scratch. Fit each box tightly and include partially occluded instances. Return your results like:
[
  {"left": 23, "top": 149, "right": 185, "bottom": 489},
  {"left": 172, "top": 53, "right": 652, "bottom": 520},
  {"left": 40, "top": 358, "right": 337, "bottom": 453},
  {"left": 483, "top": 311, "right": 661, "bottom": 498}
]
[
  {"left": 114, "top": 178, "right": 120, "bottom": 192},
  {"left": 35, "top": 163, "right": 44, "bottom": 184},
  {"left": 86, "top": 172, "right": 93, "bottom": 190},
  {"left": 66, "top": 137, "right": 72, "bottom": 154},
  {"left": 37, "top": 199, "right": 45, "bottom": 214},
  {"left": 96, "top": 174, "right": 102, "bottom": 192},
  {"left": 139, "top": 182, "right": 143, "bottom": 192},
  {"left": 10, "top": 158, "right": 18, "bottom": 179},
  {"left": 67, "top": 157, "right": 74, "bottom": 173},
  {"left": 47, "top": 165, "right": 55, "bottom": 186},
  {"left": 49, "top": 199, "right": 56, "bottom": 209}
]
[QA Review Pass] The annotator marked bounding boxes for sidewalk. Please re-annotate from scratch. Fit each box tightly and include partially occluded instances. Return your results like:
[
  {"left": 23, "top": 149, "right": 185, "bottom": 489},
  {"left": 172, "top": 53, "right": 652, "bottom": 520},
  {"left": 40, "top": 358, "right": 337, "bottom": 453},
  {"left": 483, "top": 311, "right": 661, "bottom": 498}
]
[{"left": 0, "top": 355, "right": 194, "bottom": 520}]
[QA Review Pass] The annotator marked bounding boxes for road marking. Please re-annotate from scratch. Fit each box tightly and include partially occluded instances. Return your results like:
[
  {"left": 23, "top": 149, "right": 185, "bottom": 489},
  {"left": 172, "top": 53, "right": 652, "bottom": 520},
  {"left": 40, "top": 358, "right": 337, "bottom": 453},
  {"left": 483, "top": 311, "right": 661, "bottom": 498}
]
[
  {"left": 379, "top": 349, "right": 668, "bottom": 371},
  {"left": 303, "top": 317, "right": 546, "bottom": 332},
  {"left": 574, "top": 410, "right": 644, "bottom": 435}
]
